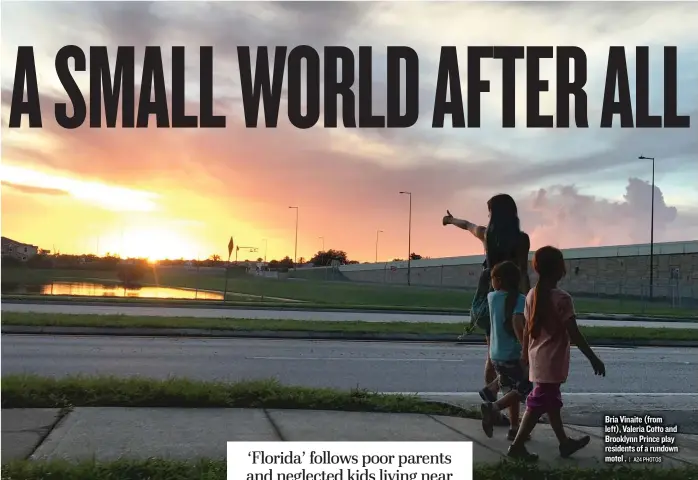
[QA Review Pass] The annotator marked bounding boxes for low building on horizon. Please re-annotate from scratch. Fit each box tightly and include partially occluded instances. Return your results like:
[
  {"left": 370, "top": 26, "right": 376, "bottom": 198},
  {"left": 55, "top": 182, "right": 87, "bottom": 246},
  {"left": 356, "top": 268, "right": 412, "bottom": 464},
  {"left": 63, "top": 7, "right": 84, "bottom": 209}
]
[{"left": 1, "top": 236, "right": 39, "bottom": 262}]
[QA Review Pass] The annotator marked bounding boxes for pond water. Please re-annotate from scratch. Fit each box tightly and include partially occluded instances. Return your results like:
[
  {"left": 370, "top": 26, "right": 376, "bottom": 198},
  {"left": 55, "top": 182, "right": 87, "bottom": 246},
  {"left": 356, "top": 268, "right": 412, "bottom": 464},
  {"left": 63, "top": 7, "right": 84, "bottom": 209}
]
[{"left": 1, "top": 281, "right": 224, "bottom": 300}]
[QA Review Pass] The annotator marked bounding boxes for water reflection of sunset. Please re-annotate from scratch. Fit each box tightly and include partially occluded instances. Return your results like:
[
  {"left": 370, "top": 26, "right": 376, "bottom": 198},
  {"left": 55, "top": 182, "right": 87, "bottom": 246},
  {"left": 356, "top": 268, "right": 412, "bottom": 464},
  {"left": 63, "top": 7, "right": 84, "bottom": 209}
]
[{"left": 39, "top": 281, "right": 224, "bottom": 300}]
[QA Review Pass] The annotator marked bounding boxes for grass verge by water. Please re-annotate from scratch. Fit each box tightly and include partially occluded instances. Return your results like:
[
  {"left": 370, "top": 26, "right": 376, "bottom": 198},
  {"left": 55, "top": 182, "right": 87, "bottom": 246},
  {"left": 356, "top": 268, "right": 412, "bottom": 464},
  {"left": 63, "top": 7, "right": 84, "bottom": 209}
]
[
  {"left": 0, "top": 375, "right": 475, "bottom": 418},
  {"left": 3, "top": 459, "right": 696, "bottom": 480},
  {"left": 3, "top": 267, "right": 696, "bottom": 317},
  {"left": 0, "top": 294, "right": 469, "bottom": 313},
  {"left": 3, "top": 312, "right": 698, "bottom": 342}
]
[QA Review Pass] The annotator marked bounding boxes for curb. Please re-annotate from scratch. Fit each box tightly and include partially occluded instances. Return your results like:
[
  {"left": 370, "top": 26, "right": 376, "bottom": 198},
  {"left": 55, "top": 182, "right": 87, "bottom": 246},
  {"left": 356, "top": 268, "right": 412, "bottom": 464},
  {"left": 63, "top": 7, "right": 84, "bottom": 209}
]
[
  {"left": 577, "top": 313, "right": 698, "bottom": 323},
  {"left": 3, "top": 325, "right": 698, "bottom": 347},
  {"left": 2, "top": 298, "right": 696, "bottom": 322}
]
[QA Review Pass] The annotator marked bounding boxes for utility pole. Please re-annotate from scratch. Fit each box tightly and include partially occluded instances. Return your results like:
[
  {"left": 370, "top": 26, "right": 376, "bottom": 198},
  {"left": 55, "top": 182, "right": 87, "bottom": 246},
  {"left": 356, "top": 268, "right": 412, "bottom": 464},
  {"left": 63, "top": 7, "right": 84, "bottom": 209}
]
[
  {"left": 375, "top": 230, "right": 383, "bottom": 263},
  {"left": 399, "top": 191, "right": 412, "bottom": 286},
  {"left": 289, "top": 206, "right": 299, "bottom": 269},
  {"left": 638, "top": 155, "right": 656, "bottom": 302}
]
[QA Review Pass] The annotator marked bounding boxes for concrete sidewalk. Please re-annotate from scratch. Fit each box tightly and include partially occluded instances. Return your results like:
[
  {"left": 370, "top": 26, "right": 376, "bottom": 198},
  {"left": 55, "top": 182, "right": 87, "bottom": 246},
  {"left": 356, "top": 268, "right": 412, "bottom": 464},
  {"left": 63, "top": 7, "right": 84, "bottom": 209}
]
[{"left": 3, "top": 408, "right": 697, "bottom": 468}]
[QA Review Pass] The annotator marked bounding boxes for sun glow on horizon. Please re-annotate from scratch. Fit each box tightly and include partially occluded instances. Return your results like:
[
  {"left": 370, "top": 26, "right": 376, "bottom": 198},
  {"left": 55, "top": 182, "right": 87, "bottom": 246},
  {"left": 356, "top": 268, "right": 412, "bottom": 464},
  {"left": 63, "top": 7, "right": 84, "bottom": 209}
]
[{"left": 97, "top": 225, "right": 203, "bottom": 261}]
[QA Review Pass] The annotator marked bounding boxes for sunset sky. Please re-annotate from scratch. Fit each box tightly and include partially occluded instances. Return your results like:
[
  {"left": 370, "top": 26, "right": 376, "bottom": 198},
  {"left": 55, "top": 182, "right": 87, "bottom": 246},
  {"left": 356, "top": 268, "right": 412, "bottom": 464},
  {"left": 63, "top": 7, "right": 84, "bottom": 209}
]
[{"left": 2, "top": 1, "right": 697, "bottom": 262}]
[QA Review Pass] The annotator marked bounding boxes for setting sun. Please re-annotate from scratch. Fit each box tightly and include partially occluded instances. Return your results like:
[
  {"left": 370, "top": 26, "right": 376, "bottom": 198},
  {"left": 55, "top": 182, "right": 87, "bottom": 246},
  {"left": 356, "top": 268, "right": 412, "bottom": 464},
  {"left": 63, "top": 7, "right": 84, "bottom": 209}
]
[{"left": 105, "top": 225, "right": 202, "bottom": 261}]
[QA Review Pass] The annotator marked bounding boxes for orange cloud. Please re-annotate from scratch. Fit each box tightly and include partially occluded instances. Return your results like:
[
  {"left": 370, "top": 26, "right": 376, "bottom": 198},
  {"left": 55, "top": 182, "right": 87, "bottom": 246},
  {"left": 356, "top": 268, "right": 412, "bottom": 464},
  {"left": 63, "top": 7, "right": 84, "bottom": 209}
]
[{"left": 1, "top": 165, "right": 159, "bottom": 212}]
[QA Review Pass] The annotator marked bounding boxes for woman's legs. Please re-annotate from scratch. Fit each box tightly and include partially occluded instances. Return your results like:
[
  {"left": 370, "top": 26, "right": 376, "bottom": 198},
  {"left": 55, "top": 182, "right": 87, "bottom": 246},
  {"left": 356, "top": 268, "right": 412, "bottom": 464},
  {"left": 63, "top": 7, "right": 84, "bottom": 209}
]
[
  {"left": 485, "top": 354, "right": 497, "bottom": 385},
  {"left": 479, "top": 336, "right": 498, "bottom": 401},
  {"left": 508, "top": 398, "right": 521, "bottom": 431},
  {"left": 483, "top": 335, "right": 498, "bottom": 392},
  {"left": 479, "top": 335, "right": 509, "bottom": 426}
]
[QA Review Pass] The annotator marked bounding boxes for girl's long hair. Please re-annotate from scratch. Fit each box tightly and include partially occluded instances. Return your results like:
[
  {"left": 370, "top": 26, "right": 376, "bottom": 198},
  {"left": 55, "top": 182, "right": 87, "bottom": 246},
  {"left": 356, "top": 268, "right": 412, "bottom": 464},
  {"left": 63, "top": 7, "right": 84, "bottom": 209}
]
[
  {"left": 529, "top": 246, "right": 566, "bottom": 339},
  {"left": 491, "top": 261, "right": 521, "bottom": 336},
  {"left": 485, "top": 194, "right": 522, "bottom": 269}
]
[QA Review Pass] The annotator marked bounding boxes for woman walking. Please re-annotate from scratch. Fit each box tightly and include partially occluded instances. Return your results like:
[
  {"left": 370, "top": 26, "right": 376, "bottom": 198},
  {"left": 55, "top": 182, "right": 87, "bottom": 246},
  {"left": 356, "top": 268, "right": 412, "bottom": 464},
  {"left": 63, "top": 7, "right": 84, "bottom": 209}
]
[{"left": 443, "top": 194, "right": 531, "bottom": 423}]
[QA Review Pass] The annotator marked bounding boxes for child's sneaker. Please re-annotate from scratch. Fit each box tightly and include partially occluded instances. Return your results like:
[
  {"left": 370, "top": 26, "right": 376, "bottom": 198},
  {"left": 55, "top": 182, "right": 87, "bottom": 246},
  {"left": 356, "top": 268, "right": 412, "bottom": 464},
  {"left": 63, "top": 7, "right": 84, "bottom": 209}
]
[
  {"left": 559, "top": 436, "right": 591, "bottom": 458},
  {"left": 480, "top": 402, "right": 495, "bottom": 438},
  {"left": 506, "top": 444, "right": 539, "bottom": 462}
]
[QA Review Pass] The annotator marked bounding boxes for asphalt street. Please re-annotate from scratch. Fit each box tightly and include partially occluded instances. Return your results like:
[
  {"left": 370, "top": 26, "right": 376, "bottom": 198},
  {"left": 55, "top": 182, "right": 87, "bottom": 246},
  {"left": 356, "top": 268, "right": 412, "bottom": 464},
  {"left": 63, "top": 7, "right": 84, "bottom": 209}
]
[
  {"left": 3, "top": 334, "right": 696, "bottom": 393},
  {"left": 4, "top": 334, "right": 698, "bottom": 432},
  {"left": 3, "top": 303, "right": 698, "bottom": 329}
]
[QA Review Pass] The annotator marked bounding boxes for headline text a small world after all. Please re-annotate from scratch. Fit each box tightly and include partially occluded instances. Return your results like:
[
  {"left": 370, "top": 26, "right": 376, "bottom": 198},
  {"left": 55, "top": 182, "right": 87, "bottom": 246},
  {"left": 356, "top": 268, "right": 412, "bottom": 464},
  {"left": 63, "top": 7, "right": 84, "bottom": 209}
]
[{"left": 8, "top": 45, "right": 692, "bottom": 130}]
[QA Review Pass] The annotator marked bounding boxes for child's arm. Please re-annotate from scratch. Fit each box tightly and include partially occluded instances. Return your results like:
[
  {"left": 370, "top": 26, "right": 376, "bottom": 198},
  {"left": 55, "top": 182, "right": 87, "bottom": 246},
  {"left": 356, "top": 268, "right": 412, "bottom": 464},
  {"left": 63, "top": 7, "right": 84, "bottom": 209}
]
[
  {"left": 513, "top": 313, "right": 529, "bottom": 364},
  {"left": 512, "top": 313, "right": 525, "bottom": 344},
  {"left": 566, "top": 319, "right": 605, "bottom": 376},
  {"left": 521, "top": 328, "right": 529, "bottom": 364},
  {"left": 558, "top": 292, "right": 605, "bottom": 376}
]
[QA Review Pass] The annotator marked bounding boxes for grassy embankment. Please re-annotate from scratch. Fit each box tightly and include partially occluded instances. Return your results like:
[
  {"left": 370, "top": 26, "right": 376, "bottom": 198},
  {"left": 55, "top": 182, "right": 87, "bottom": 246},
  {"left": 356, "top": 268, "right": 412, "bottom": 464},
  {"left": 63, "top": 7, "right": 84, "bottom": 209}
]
[{"left": 2, "top": 376, "right": 695, "bottom": 479}]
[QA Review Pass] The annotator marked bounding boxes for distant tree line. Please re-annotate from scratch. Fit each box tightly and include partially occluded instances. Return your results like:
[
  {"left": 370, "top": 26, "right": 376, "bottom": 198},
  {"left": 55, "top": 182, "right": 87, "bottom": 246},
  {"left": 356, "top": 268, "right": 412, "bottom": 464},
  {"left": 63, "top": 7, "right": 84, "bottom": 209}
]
[{"left": 2, "top": 248, "right": 426, "bottom": 276}]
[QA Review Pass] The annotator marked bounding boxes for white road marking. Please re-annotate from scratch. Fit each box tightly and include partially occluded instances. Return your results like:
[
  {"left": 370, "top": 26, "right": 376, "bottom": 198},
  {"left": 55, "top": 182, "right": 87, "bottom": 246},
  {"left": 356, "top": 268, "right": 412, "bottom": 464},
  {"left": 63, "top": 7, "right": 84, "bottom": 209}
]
[{"left": 248, "top": 356, "right": 464, "bottom": 362}]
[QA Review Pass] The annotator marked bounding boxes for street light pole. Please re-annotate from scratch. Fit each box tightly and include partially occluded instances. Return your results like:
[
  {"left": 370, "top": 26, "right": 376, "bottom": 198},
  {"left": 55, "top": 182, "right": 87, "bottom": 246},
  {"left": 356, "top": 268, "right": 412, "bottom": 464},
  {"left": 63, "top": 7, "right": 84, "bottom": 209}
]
[
  {"left": 638, "top": 155, "right": 655, "bottom": 302},
  {"left": 319, "top": 236, "right": 324, "bottom": 252},
  {"left": 375, "top": 230, "right": 383, "bottom": 263},
  {"left": 399, "top": 191, "right": 412, "bottom": 286},
  {"left": 289, "top": 206, "right": 299, "bottom": 269},
  {"left": 262, "top": 239, "right": 268, "bottom": 263}
]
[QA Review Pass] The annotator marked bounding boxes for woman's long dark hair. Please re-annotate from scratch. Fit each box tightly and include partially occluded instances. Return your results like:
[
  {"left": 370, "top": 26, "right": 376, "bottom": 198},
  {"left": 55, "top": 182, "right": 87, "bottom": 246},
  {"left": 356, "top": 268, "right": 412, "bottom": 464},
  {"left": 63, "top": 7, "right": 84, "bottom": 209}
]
[
  {"left": 529, "top": 246, "right": 566, "bottom": 339},
  {"left": 485, "top": 194, "right": 522, "bottom": 269},
  {"left": 491, "top": 261, "right": 521, "bottom": 337}
]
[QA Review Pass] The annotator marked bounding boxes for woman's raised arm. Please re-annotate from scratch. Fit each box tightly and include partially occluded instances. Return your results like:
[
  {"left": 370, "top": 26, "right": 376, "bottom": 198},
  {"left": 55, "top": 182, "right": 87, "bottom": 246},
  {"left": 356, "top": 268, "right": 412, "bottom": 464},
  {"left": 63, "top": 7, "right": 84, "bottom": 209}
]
[{"left": 443, "top": 210, "right": 486, "bottom": 241}]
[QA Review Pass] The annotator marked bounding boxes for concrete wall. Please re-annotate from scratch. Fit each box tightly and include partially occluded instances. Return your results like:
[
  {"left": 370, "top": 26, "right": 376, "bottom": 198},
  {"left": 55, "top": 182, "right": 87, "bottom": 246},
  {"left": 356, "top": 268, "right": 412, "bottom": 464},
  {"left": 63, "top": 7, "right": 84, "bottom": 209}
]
[{"left": 338, "top": 241, "right": 698, "bottom": 300}]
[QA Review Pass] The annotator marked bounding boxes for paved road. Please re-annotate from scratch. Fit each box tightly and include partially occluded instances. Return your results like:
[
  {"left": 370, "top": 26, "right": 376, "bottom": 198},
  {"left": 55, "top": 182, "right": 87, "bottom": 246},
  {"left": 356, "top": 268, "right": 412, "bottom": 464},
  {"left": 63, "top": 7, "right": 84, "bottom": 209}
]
[
  {"left": 4, "top": 335, "right": 697, "bottom": 432},
  {"left": 3, "top": 303, "right": 698, "bottom": 329},
  {"left": 3, "top": 334, "right": 696, "bottom": 393}
]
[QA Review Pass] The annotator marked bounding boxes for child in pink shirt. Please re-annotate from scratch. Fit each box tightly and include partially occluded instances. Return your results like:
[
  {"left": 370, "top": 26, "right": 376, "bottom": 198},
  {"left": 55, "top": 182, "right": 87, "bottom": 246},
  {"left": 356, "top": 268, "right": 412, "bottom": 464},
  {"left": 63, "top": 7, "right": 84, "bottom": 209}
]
[{"left": 508, "top": 246, "right": 606, "bottom": 461}]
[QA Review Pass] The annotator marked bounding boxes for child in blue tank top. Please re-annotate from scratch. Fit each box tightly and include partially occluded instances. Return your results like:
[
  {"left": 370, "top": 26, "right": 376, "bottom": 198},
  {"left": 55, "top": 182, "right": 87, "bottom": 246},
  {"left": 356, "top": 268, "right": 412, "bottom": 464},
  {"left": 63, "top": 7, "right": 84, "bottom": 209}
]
[{"left": 480, "top": 260, "right": 533, "bottom": 441}]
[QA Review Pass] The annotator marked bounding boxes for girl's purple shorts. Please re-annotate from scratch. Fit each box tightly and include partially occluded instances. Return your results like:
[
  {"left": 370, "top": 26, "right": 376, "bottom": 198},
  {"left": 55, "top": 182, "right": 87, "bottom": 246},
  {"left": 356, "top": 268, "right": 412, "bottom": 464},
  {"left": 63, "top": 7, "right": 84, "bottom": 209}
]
[{"left": 526, "top": 383, "right": 563, "bottom": 414}]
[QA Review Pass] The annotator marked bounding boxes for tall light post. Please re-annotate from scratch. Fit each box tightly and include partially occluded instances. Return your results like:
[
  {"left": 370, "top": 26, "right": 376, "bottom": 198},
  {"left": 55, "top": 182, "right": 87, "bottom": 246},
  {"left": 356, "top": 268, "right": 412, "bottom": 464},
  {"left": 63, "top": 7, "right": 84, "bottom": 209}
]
[
  {"left": 638, "top": 155, "right": 656, "bottom": 302},
  {"left": 375, "top": 230, "right": 383, "bottom": 263},
  {"left": 289, "top": 206, "right": 299, "bottom": 269},
  {"left": 262, "top": 238, "right": 268, "bottom": 262},
  {"left": 319, "top": 236, "right": 325, "bottom": 252},
  {"left": 399, "top": 191, "right": 412, "bottom": 286}
]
